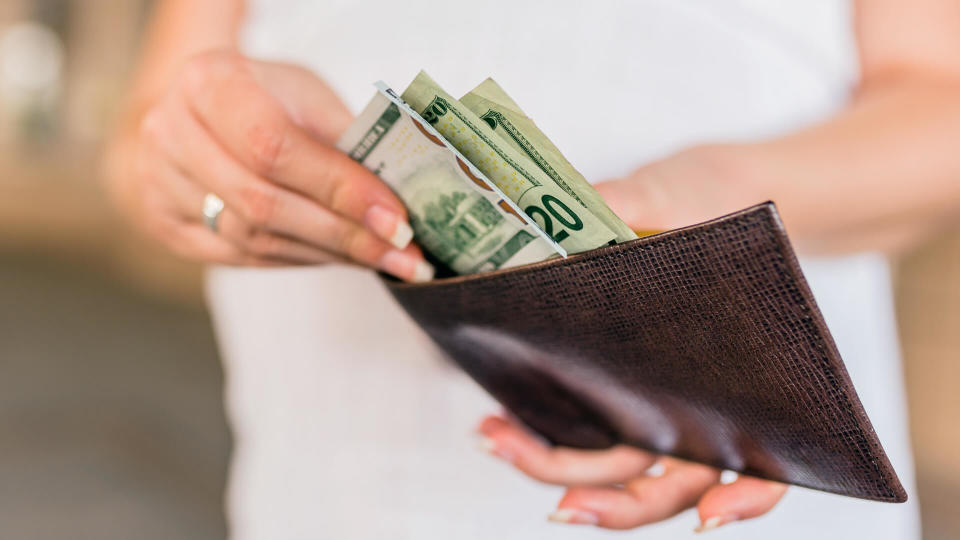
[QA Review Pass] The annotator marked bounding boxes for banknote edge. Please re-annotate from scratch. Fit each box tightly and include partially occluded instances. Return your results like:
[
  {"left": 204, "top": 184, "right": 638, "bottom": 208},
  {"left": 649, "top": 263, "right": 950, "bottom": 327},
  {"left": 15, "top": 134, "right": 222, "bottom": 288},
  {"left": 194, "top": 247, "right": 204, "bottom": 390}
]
[{"left": 373, "top": 81, "right": 567, "bottom": 258}]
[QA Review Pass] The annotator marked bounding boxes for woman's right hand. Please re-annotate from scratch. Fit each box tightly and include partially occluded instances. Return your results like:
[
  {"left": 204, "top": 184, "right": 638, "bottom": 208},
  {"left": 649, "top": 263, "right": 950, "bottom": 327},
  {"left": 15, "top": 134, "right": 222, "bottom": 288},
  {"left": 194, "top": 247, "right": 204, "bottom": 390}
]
[{"left": 108, "top": 50, "right": 434, "bottom": 282}]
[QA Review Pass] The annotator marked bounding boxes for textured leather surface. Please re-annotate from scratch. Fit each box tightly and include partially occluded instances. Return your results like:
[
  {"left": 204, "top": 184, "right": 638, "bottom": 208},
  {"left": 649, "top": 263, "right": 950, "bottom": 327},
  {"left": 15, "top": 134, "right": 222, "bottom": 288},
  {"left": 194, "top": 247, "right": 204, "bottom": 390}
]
[{"left": 384, "top": 202, "right": 906, "bottom": 502}]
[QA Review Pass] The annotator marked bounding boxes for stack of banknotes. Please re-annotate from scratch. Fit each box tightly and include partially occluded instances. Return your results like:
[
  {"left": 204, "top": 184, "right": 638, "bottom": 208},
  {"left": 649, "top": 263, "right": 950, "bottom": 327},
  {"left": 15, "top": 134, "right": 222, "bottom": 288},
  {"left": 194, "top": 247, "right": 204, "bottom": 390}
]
[{"left": 337, "top": 71, "right": 636, "bottom": 276}]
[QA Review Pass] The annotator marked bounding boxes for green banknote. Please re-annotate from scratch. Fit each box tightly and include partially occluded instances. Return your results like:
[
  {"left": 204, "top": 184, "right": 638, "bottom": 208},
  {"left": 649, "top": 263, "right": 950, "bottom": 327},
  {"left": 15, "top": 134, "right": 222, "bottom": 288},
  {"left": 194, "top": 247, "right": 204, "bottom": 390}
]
[
  {"left": 336, "top": 87, "right": 563, "bottom": 275},
  {"left": 401, "top": 71, "right": 617, "bottom": 253},
  {"left": 461, "top": 78, "right": 637, "bottom": 242}
]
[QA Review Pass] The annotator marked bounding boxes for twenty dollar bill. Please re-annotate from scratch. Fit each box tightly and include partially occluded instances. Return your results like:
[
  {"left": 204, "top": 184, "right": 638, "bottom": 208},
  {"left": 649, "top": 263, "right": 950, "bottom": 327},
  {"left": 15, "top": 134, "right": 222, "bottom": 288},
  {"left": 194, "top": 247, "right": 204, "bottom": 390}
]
[
  {"left": 460, "top": 78, "right": 637, "bottom": 242},
  {"left": 336, "top": 87, "right": 563, "bottom": 275},
  {"left": 401, "top": 71, "right": 617, "bottom": 253}
]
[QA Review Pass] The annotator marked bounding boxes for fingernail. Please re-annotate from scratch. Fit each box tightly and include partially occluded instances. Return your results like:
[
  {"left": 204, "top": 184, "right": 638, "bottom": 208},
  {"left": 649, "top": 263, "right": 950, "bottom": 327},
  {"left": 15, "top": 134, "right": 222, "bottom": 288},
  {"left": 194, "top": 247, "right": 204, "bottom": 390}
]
[
  {"left": 379, "top": 250, "right": 434, "bottom": 283},
  {"left": 548, "top": 508, "right": 600, "bottom": 526},
  {"left": 645, "top": 460, "right": 666, "bottom": 477},
  {"left": 477, "top": 436, "right": 515, "bottom": 462},
  {"left": 365, "top": 205, "right": 413, "bottom": 249},
  {"left": 412, "top": 259, "right": 435, "bottom": 282},
  {"left": 694, "top": 515, "right": 736, "bottom": 533}
]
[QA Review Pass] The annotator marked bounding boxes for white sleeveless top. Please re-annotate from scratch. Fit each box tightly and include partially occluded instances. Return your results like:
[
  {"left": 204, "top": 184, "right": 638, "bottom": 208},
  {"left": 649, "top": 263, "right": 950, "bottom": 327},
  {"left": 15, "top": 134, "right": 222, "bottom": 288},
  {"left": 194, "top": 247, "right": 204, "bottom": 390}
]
[{"left": 209, "top": 1, "right": 920, "bottom": 538}]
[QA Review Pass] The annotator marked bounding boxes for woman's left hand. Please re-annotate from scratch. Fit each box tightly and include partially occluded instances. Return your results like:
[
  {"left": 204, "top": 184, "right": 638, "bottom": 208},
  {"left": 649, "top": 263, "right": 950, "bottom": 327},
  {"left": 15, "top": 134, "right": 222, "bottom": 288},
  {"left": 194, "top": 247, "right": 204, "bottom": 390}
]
[{"left": 477, "top": 415, "right": 787, "bottom": 532}]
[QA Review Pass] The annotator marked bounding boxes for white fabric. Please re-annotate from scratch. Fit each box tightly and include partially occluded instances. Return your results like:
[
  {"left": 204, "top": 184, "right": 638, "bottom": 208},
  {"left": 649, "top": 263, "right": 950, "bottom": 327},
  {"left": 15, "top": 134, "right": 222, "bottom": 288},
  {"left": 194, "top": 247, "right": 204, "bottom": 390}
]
[{"left": 209, "top": 1, "right": 920, "bottom": 538}]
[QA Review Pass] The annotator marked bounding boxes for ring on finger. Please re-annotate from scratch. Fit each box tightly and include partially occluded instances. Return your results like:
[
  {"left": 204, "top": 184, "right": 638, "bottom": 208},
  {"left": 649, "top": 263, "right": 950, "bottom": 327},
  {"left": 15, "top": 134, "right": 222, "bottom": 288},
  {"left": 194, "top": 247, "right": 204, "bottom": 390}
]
[{"left": 202, "top": 193, "right": 225, "bottom": 233}]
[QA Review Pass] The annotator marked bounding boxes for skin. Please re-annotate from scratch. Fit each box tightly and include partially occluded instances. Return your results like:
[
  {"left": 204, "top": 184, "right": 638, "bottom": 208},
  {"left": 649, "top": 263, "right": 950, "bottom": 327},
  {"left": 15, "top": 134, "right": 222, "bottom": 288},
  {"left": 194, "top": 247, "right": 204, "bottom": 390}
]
[
  {"left": 103, "top": 1, "right": 432, "bottom": 280},
  {"left": 103, "top": 0, "right": 960, "bottom": 533}
]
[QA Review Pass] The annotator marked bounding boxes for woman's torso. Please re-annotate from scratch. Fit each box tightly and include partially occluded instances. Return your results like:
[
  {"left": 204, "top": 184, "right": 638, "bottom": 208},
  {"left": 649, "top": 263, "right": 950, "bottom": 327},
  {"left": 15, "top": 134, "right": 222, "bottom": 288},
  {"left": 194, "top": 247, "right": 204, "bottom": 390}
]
[{"left": 209, "top": 1, "right": 919, "bottom": 538}]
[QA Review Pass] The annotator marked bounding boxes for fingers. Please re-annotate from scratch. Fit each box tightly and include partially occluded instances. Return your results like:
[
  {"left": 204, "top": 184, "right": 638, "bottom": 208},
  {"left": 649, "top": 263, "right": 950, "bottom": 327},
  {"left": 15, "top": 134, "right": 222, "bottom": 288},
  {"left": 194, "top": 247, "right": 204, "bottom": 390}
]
[
  {"left": 477, "top": 415, "right": 657, "bottom": 486},
  {"left": 551, "top": 458, "right": 720, "bottom": 530},
  {"left": 131, "top": 51, "right": 435, "bottom": 278},
  {"left": 154, "top": 161, "right": 344, "bottom": 264},
  {"left": 179, "top": 52, "right": 407, "bottom": 231},
  {"left": 140, "top": 91, "right": 432, "bottom": 281},
  {"left": 162, "top": 213, "right": 350, "bottom": 267},
  {"left": 695, "top": 475, "right": 788, "bottom": 532},
  {"left": 215, "top": 208, "right": 347, "bottom": 265},
  {"left": 170, "top": 223, "right": 311, "bottom": 267},
  {"left": 137, "top": 161, "right": 334, "bottom": 266},
  {"left": 146, "top": 154, "right": 398, "bottom": 268},
  {"left": 477, "top": 415, "right": 785, "bottom": 533},
  {"left": 164, "top": 221, "right": 250, "bottom": 265},
  {"left": 216, "top": 205, "right": 427, "bottom": 270},
  {"left": 133, "top": 148, "right": 243, "bottom": 264}
]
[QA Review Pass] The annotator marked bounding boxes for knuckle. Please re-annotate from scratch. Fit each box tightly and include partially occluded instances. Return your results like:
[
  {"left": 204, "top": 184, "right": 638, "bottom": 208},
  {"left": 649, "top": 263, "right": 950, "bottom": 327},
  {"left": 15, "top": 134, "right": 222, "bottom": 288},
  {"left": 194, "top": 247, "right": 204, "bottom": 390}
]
[
  {"left": 237, "top": 182, "right": 280, "bottom": 227},
  {"left": 320, "top": 157, "right": 373, "bottom": 212},
  {"left": 338, "top": 226, "right": 380, "bottom": 263},
  {"left": 336, "top": 226, "right": 364, "bottom": 258},
  {"left": 246, "top": 119, "right": 293, "bottom": 174},
  {"left": 324, "top": 170, "right": 352, "bottom": 210}
]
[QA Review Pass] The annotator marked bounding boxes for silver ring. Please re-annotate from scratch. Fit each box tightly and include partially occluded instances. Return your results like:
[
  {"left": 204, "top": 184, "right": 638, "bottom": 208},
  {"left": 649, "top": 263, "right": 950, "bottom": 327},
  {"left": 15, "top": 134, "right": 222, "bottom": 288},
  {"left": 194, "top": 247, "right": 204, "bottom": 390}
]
[{"left": 202, "top": 193, "right": 225, "bottom": 233}]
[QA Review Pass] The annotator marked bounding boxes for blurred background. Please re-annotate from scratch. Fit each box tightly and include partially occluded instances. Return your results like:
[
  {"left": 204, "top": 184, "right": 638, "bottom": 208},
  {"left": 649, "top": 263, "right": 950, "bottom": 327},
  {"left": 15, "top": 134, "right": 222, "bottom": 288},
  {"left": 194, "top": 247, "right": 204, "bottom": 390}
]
[
  {"left": 0, "top": 1, "right": 228, "bottom": 538},
  {"left": 0, "top": 1, "right": 957, "bottom": 539}
]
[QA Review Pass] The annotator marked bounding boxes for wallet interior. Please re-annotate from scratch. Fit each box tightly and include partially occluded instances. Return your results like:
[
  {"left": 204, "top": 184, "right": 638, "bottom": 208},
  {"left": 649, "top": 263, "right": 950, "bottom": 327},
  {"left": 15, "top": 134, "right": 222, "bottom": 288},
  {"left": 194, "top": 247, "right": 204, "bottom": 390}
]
[{"left": 382, "top": 202, "right": 907, "bottom": 502}]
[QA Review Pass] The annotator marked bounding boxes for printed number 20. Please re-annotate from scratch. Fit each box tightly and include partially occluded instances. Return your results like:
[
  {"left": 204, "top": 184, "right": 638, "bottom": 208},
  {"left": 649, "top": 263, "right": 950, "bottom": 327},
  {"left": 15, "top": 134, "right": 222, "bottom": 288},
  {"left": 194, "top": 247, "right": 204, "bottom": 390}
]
[{"left": 525, "top": 195, "right": 584, "bottom": 243}]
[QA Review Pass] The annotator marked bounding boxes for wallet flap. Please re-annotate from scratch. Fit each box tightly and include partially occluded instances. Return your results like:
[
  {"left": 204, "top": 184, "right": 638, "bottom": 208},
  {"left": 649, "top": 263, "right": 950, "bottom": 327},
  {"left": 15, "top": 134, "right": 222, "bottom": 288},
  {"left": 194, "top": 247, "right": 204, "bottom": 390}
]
[{"left": 384, "top": 202, "right": 907, "bottom": 502}]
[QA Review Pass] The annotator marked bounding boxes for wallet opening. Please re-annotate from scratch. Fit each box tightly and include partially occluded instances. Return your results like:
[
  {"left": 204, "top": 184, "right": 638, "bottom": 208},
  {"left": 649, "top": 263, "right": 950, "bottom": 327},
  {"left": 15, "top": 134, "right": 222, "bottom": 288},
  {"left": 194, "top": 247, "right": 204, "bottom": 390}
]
[{"left": 385, "top": 201, "right": 781, "bottom": 288}]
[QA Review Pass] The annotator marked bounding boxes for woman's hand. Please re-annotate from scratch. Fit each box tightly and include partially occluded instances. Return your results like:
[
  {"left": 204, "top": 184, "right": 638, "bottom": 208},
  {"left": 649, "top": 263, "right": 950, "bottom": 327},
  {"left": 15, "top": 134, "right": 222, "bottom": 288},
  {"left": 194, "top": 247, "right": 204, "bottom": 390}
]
[
  {"left": 106, "top": 50, "right": 433, "bottom": 282},
  {"left": 594, "top": 144, "right": 765, "bottom": 236},
  {"left": 478, "top": 415, "right": 787, "bottom": 532}
]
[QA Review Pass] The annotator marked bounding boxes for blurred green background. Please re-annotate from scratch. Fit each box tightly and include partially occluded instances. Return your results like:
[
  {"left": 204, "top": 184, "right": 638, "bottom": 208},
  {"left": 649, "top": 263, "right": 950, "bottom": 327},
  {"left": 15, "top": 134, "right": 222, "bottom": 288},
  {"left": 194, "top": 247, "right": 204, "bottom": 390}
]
[{"left": 0, "top": 1, "right": 957, "bottom": 538}]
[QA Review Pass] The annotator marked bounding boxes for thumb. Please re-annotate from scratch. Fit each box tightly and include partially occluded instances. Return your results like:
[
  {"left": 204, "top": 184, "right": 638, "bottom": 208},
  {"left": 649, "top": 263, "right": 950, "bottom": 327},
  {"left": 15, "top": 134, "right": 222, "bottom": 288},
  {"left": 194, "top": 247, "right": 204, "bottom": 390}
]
[
  {"left": 595, "top": 146, "right": 757, "bottom": 234},
  {"left": 594, "top": 170, "right": 682, "bottom": 233},
  {"left": 249, "top": 59, "right": 353, "bottom": 144}
]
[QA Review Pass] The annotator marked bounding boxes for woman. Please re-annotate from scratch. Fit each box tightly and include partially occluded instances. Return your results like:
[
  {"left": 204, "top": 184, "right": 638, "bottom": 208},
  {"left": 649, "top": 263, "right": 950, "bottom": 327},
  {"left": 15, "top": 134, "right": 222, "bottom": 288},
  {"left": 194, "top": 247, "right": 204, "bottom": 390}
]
[{"left": 104, "top": 0, "right": 960, "bottom": 537}]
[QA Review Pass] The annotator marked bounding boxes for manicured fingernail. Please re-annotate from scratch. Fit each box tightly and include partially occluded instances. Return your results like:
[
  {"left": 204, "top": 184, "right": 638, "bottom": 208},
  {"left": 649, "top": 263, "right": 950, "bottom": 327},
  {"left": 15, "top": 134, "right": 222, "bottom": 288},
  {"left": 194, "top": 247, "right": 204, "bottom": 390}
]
[
  {"left": 412, "top": 259, "right": 434, "bottom": 282},
  {"left": 548, "top": 508, "right": 600, "bottom": 526},
  {"left": 645, "top": 460, "right": 666, "bottom": 477},
  {"left": 379, "top": 250, "right": 434, "bottom": 283},
  {"left": 477, "top": 436, "right": 515, "bottom": 462},
  {"left": 694, "top": 515, "right": 736, "bottom": 533},
  {"left": 365, "top": 205, "right": 413, "bottom": 249}
]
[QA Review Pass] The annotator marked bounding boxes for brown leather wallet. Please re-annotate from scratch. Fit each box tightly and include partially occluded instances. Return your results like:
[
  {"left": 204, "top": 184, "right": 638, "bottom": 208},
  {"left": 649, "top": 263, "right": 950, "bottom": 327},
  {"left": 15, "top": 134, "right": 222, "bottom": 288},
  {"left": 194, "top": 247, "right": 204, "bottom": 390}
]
[{"left": 383, "top": 202, "right": 906, "bottom": 502}]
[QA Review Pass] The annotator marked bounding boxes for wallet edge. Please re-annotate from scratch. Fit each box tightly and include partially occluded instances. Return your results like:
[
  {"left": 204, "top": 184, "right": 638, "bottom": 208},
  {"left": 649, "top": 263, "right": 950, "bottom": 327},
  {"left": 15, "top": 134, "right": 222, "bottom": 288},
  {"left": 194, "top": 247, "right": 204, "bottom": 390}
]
[
  {"left": 759, "top": 206, "right": 908, "bottom": 503},
  {"left": 384, "top": 201, "right": 910, "bottom": 503}
]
